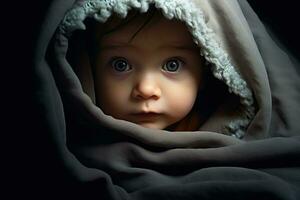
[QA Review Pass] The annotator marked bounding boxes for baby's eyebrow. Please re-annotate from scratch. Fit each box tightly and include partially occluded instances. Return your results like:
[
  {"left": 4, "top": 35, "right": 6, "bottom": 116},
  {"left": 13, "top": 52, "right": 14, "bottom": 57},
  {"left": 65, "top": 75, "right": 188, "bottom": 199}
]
[
  {"left": 167, "top": 45, "right": 199, "bottom": 51},
  {"left": 159, "top": 44, "right": 199, "bottom": 52},
  {"left": 99, "top": 43, "right": 136, "bottom": 50}
]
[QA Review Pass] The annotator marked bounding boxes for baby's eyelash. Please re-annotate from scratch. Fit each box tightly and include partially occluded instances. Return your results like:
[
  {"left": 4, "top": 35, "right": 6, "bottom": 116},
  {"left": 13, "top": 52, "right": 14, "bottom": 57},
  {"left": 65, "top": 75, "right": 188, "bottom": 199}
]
[
  {"left": 161, "top": 57, "right": 186, "bottom": 73},
  {"left": 173, "top": 56, "right": 186, "bottom": 63},
  {"left": 108, "top": 56, "right": 127, "bottom": 64},
  {"left": 108, "top": 57, "right": 132, "bottom": 73}
]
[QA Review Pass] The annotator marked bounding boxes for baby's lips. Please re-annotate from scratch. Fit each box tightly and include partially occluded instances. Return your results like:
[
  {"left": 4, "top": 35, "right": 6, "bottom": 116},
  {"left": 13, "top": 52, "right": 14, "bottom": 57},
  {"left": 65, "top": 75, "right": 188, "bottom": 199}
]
[{"left": 130, "top": 112, "right": 162, "bottom": 120}]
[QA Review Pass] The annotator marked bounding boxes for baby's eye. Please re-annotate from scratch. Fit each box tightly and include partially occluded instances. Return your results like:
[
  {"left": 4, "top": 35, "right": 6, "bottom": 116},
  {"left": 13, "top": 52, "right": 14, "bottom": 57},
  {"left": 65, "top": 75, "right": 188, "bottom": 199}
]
[
  {"left": 110, "top": 57, "right": 132, "bottom": 72},
  {"left": 162, "top": 58, "right": 183, "bottom": 73}
]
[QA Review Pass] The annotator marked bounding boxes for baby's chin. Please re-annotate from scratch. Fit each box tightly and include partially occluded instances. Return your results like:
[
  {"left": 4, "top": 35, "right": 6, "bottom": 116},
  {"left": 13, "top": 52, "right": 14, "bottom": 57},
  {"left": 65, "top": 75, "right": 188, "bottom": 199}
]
[{"left": 135, "top": 121, "right": 170, "bottom": 130}]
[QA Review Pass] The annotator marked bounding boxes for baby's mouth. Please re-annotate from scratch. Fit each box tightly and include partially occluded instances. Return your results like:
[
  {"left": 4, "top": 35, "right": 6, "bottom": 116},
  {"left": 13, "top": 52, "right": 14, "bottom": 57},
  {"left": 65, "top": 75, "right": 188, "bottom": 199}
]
[{"left": 130, "top": 112, "right": 162, "bottom": 121}]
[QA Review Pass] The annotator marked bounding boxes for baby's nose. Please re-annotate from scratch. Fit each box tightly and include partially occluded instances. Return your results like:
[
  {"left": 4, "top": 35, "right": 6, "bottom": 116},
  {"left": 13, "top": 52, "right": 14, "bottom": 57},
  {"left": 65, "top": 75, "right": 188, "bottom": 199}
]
[{"left": 132, "top": 76, "right": 161, "bottom": 100}]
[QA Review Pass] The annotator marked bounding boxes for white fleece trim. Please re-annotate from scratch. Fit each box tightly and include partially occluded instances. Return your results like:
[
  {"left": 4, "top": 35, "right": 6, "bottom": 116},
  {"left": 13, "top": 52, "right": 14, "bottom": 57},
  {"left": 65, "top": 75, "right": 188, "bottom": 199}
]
[{"left": 58, "top": 0, "right": 256, "bottom": 138}]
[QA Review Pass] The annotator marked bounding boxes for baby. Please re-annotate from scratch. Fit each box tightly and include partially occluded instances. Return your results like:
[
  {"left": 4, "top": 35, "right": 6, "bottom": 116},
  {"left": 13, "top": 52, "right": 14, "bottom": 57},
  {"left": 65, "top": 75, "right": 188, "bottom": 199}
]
[{"left": 71, "top": 7, "right": 215, "bottom": 131}]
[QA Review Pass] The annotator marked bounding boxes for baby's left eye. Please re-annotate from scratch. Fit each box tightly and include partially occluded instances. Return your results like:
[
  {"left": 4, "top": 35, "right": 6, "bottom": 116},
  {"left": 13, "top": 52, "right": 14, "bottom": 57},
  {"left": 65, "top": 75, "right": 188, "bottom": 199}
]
[
  {"left": 162, "top": 58, "right": 183, "bottom": 73},
  {"left": 110, "top": 57, "right": 132, "bottom": 72}
]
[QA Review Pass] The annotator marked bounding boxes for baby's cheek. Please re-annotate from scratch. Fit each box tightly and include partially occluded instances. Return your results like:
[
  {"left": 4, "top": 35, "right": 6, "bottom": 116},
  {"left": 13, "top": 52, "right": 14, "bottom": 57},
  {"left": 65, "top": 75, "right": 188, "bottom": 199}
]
[
  {"left": 101, "top": 86, "right": 128, "bottom": 113},
  {"left": 167, "top": 87, "right": 197, "bottom": 119}
]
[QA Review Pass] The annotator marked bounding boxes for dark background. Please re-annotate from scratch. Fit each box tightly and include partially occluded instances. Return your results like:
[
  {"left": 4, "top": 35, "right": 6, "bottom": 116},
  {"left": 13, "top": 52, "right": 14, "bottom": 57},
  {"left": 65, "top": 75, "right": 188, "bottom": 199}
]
[
  {"left": 6, "top": 0, "right": 300, "bottom": 198},
  {"left": 248, "top": 0, "right": 300, "bottom": 58}
]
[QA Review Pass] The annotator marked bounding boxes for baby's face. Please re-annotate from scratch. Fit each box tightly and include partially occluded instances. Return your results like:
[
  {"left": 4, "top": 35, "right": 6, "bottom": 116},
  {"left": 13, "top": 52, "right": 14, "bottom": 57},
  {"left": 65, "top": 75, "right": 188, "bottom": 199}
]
[{"left": 92, "top": 13, "right": 203, "bottom": 130}]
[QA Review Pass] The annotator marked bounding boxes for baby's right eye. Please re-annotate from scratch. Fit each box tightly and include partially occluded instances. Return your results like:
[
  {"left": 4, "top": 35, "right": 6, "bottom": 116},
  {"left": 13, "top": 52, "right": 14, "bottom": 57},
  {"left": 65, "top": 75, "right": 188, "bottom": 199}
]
[{"left": 110, "top": 57, "right": 132, "bottom": 72}]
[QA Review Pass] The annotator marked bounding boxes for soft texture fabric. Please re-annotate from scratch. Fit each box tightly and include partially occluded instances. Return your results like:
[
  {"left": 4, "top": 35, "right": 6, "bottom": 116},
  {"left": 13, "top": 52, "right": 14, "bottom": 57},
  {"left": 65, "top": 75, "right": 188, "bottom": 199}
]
[{"left": 33, "top": 0, "right": 300, "bottom": 199}]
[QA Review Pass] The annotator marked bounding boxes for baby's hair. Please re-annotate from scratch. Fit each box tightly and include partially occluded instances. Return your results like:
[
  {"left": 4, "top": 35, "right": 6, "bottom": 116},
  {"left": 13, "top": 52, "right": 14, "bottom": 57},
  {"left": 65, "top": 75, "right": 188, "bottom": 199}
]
[
  {"left": 104, "top": 5, "right": 157, "bottom": 42},
  {"left": 128, "top": 7, "right": 157, "bottom": 42},
  {"left": 85, "top": 4, "right": 158, "bottom": 50}
]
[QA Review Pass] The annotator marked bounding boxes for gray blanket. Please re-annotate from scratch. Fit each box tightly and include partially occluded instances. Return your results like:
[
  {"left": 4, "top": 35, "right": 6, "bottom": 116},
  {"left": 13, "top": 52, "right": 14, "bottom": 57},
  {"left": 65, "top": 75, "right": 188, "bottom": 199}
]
[{"left": 32, "top": 0, "right": 300, "bottom": 199}]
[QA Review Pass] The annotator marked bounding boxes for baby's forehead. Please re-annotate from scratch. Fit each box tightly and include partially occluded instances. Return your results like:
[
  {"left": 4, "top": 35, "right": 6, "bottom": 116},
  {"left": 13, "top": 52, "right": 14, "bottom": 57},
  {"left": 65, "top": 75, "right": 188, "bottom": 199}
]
[{"left": 93, "top": 12, "right": 196, "bottom": 48}]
